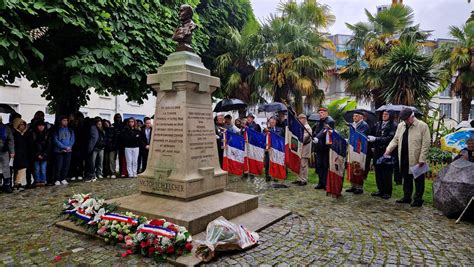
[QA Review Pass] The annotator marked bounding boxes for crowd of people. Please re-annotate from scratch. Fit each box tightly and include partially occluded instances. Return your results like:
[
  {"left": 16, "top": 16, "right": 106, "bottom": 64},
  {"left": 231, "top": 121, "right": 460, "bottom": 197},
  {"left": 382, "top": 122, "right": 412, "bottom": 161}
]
[
  {"left": 0, "top": 111, "right": 153, "bottom": 193},
  {"left": 214, "top": 107, "right": 452, "bottom": 208}
]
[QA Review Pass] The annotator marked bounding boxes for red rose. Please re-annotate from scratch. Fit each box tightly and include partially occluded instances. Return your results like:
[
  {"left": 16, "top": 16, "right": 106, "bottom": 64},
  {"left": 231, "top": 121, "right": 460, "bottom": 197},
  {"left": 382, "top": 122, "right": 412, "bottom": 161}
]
[
  {"left": 126, "top": 249, "right": 133, "bottom": 255},
  {"left": 166, "top": 245, "right": 175, "bottom": 254},
  {"left": 185, "top": 242, "right": 193, "bottom": 252},
  {"left": 54, "top": 255, "right": 62, "bottom": 262},
  {"left": 167, "top": 225, "right": 178, "bottom": 232},
  {"left": 149, "top": 219, "right": 165, "bottom": 226},
  {"left": 152, "top": 238, "right": 159, "bottom": 245},
  {"left": 117, "top": 234, "right": 124, "bottom": 241},
  {"left": 140, "top": 241, "right": 147, "bottom": 248},
  {"left": 148, "top": 247, "right": 155, "bottom": 257},
  {"left": 121, "top": 252, "right": 128, "bottom": 257},
  {"left": 156, "top": 246, "right": 163, "bottom": 254}
]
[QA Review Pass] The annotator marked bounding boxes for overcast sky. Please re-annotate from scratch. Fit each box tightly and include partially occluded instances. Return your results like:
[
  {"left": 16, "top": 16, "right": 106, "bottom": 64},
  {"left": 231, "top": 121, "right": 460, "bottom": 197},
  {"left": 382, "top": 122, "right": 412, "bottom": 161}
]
[{"left": 250, "top": 0, "right": 473, "bottom": 39}]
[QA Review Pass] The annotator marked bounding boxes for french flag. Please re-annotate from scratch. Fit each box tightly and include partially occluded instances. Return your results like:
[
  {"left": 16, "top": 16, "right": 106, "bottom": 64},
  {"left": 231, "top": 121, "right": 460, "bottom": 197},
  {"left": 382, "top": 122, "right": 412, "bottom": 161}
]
[
  {"left": 244, "top": 128, "right": 266, "bottom": 175},
  {"left": 223, "top": 131, "right": 245, "bottom": 176},
  {"left": 285, "top": 111, "right": 304, "bottom": 174},
  {"left": 268, "top": 131, "right": 286, "bottom": 180},
  {"left": 326, "top": 130, "right": 348, "bottom": 197},
  {"left": 346, "top": 125, "right": 368, "bottom": 186}
]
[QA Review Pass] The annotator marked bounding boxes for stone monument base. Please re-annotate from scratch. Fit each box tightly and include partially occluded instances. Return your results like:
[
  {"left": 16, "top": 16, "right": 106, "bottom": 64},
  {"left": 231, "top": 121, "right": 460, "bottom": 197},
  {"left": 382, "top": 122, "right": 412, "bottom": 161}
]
[
  {"left": 56, "top": 203, "right": 290, "bottom": 266},
  {"left": 107, "top": 191, "right": 288, "bottom": 235}
]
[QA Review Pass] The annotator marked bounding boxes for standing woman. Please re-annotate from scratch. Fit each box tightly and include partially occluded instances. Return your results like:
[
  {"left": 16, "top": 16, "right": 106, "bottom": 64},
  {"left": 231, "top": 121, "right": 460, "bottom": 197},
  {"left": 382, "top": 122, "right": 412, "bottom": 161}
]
[
  {"left": 121, "top": 118, "right": 142, "bottom": 178},
  {"left": 12, "top": 118, "right": 29, "bottom": 191},
  {"left": 367, "top": 110, "right": 397, "bottom": 199},
  {"left": 29, "top": 121, "right": 50, "bottom": 186}
]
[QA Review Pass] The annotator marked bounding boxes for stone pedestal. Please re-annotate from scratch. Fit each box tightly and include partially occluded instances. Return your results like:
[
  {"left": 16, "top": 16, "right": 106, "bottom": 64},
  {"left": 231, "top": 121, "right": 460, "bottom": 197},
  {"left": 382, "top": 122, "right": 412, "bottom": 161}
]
[{"left": 140, "top": 51, "right": 226, "bottom": 200}]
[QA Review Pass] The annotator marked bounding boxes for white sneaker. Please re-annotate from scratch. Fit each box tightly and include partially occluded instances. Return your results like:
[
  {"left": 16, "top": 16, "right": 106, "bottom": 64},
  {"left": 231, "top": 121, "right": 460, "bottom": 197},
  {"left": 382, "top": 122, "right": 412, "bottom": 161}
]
[
  {"left": 78, "top": 176, "right": 83, "bottom": 181},
  {"left": 60, "top": 180, "right": 68, "bottom": 185},
  {"left": 97, "top": 175, "right": 104, "bottom": 179},
  {"left": 110, "top": 175, "right": 116, "bottom": 179},
  {"left": 91, "top": 178, "right": 97, "bottom": 182},
  {"left": 54, "top": 181, "right": 61, "bottom": 186},
  {"left": 70, "top": 177, "right": 76, "bottom": 181}
]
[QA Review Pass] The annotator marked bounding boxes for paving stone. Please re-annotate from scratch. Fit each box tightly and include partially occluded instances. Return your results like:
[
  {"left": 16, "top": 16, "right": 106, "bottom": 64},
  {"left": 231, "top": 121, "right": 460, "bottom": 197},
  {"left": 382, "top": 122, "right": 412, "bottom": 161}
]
[{"left": 1, "top": 176, "right": 473, "bottom": 265}]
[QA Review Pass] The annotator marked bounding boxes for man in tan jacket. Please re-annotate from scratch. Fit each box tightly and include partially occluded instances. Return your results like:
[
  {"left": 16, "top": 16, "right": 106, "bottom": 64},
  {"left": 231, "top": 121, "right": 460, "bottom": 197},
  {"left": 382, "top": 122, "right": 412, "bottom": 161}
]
[
  {"left": 295, "top": 114, "right": 312, "bottom": 186},
  {"left": 384, "top": 109, "right": 431, "bottom": 207}
]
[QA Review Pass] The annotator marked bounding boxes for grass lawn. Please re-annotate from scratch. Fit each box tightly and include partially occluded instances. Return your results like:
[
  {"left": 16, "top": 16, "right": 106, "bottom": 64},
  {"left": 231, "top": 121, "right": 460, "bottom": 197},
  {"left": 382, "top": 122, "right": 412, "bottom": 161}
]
[{"left": 285, "top": 170, "right": 434, "bottom": 204}]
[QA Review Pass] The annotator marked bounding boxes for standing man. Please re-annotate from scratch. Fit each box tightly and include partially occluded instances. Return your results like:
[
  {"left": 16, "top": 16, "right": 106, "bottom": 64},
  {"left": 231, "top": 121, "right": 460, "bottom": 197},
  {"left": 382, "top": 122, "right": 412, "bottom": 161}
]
[
  {"left": 313, "top": 107, "right": 335, "bottom": 190},
  {"left": 294, "top": 114, "right": 312, "bottom": 186},
  {"left": 113, "top": 113, "right": 126, "bottom": 177},
  {"left": 0, "top": 117, "right": 14, "bottom": 193},
  {"left": 246, "top": 113, "right": 261, "bottom": 132},
  {"left": 139, "top": 117, "right": 152, "bottom": 173},
  {"left": 52, "top": 116, "right": 75, "bottom": 185},
  {"left": 346, "top": 110, "right": 370, "bottom": 194},
  {"left": 368, "top": 110, "right": 397, "bottom": 199},
  {"left": 215, "top": 114, "right": 225, "bottom": 168},
  {"left": 264, "top": 117, "right": 285, "bottom": 181},
  {"left": 385, "top": 109, "right": 431, "bottom": 207}
]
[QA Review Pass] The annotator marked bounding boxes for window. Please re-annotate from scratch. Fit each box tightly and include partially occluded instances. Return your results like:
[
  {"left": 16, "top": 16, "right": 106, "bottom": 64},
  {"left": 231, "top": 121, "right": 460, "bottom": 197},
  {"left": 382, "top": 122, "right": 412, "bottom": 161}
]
[
  {"left": 439, "top": 103, "right": 452, "bottom": 118},
  {"left": 439, "top": 88, "right": 450, "bottom": 97}
]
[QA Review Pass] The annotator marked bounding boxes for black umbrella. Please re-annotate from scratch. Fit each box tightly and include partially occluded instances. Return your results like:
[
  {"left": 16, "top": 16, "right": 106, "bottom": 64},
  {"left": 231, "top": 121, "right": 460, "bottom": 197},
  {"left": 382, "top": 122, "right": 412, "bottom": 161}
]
[
  {"left": 0, "top": 104, "right": 16, "bottom": 114},
  {"left": 344, "top": 109, "right": 377, "bottom": 126},
  {"left": 376, "top": 104, "right": 421, "bottom": 115},
  {"left": 258, "top": 102, "right": 287, "bottom": 113},
  {"left": 213, "top": 98, "right": 247, "bottom": 112}
]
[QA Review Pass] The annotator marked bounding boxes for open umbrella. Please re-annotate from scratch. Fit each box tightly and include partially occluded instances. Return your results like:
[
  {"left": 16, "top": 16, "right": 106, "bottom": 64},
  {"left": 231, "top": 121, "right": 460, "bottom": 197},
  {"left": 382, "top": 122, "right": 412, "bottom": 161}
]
[
  {"left": 434, "top": 159, "right": 474, "bottom": 218},
  {"left": 258, "top": 102, "right": 287, "bottom": 113},
  {"left": 0, "top": 104, "right": 16, "bottom": 114},
  {"left": 376, "top": 104, "right": 422, "bottom": 116},
  {"left": 213, "top": 99, "right": 247, "bottom": 112},
  {"left": 440, "top": 128, "right": 474, "bottom": 153},
  {"left": 343, "top": 109, "right": 377, "bottom": 126},
  {"left": 308, "top": 113, "right": 320, "bottom": 121}
]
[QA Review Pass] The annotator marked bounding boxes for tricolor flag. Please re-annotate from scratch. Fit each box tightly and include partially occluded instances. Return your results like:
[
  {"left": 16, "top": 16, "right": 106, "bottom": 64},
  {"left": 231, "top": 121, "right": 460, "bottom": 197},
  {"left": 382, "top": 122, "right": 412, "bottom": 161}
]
[
  {"left": 244, "top": 128, "right": 266, "bottom": 175},
  {"left": 223, "top": 131, "right": 245, "bottom": 176},
  {"left": 268, "top": 131, "right": 286, "bottom": 179},
  {"left": 326, "top": 130, "right": 348, "bottom": 197},
  {"left": 285, "top": 111, "right": 304, "bottom": 174},
  {"left": 346, "top": 126, "right": 368, "bottom": 186}
]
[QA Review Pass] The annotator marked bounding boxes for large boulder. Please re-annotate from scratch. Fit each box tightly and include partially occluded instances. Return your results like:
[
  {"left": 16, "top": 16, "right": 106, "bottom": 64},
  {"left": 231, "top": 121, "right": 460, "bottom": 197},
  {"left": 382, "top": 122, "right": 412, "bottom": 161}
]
[{"left": 433, "top": 159, "right": 474, "bottom": 218}]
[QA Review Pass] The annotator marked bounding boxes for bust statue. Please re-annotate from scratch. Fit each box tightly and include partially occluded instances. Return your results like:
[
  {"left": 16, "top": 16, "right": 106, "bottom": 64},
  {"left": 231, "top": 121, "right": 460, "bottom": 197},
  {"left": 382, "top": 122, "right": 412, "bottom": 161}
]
[{"left": 172, "top": 4, "right": 197, "bottom": 52}]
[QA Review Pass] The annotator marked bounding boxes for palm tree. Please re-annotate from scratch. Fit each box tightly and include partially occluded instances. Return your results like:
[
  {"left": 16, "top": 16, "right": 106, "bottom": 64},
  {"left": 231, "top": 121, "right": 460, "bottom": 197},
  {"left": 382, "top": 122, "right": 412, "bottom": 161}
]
[
  {"left": 433, "top": 22, "right": 474, "bottom": 120},
  {"left": 252, "top": 0, "right": 334, "bottom": 113},
  {"left": 214, "top": 27, "right": 262, "bottom": 106},
  {"left": 340, "top": 5, "right": 432, "bottom": 108},
  {"left": 382, "top": 41, "right": 437, "bottom": 105}
]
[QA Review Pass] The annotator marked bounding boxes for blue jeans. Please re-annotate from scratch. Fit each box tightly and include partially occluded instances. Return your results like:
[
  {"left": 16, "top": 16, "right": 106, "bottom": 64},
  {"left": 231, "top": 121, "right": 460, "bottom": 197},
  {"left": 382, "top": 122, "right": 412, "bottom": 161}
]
[{"left": 34, "top": 161, "right": 47, "bottom": 183}]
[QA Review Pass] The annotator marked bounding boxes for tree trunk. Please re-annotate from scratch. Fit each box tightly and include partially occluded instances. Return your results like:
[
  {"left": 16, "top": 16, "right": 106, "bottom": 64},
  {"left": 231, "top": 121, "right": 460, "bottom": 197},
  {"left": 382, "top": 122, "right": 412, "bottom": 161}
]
[{"left": 460, "top": 85, "right": 473, "bottom": 121}]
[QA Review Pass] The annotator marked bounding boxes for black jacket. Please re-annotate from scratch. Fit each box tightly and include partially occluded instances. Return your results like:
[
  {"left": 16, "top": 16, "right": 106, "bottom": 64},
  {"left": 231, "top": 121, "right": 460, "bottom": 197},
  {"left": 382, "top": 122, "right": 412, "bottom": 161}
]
[
  {"left": 121, "top": 128, "right": 143, "bottom": 148},
  {"left": 247, "top": 122, "right": 261, "bottom": 133},
  {"left": 104, "top": 127, "right": 117, "bottom": 152},
  {"left": 141, "top": 127, "right": 152, "bottom": 147},
  {"left": 371, "top": 120, "right": 397, "bottom": 164},
  {"left": 29, "top": 130, "right": 50, "bottom": 161},
  {"left": 13, "top": 131, "right": 29, "bottom": 169},
  {"left": 313, "top": 117, "right": 335, "bottom": 152}
]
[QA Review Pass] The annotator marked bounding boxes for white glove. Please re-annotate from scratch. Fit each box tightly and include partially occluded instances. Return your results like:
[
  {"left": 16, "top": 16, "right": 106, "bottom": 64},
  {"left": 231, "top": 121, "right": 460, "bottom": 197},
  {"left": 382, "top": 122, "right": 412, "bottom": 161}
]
[
  {"left": 313, "top": 137, "right": 319, "bottom": 143},
  {"left": 367, "top": 135, "right": 376, "bottom": 142},
  {"left": 216, "top": 135, "right": 220, "bottom": 139}
]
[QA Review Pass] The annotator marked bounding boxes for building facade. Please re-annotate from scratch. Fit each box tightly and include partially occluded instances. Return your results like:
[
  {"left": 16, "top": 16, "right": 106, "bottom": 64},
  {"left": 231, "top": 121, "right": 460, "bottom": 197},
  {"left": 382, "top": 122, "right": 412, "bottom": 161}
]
[{"left": 0, "top": 77, "right": 156, "bottom": 123}]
